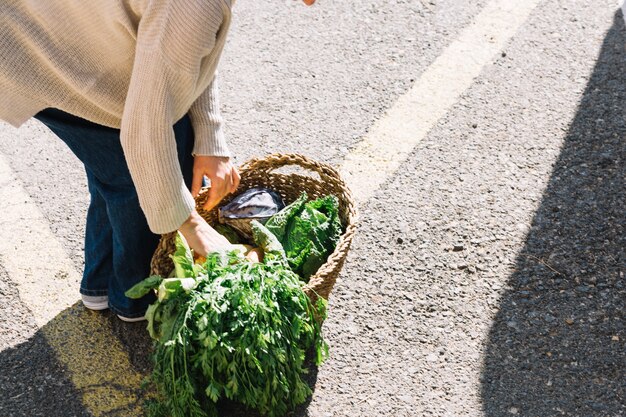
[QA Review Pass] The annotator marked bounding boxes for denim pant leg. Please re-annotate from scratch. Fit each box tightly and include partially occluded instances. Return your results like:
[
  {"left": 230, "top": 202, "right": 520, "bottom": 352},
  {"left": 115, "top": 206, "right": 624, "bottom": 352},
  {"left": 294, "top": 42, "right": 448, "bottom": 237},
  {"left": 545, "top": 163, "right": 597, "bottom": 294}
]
[
  {"left": 93, "top": 171, "right": 161, "bottom": 317},
  {"left": 81, "top": 169, "right": 113, "bottom": 296},
  {"left": 34, "top": 108, "right": 195, "bottom": 317}
]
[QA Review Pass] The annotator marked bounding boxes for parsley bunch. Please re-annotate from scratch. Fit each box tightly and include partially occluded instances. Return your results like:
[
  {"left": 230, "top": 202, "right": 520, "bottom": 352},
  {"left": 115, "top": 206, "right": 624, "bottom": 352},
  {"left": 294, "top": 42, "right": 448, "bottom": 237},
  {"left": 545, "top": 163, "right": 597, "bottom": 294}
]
[{"left": 127, "top": 221, "right": 328, "bottom": 417}]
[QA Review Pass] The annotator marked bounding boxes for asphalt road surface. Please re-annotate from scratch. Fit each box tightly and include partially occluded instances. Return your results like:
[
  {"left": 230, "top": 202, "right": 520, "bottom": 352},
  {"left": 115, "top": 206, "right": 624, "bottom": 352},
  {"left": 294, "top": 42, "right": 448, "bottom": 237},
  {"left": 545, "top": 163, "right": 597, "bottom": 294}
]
[{"left": 0, "top": 1, "right": 624, "bottom": 416}]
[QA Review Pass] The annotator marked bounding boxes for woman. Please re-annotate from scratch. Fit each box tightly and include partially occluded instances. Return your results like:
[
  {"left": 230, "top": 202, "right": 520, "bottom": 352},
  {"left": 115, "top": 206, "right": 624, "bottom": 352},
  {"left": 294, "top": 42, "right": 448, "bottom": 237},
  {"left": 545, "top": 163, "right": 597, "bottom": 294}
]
[{"left": 0, "top": 0, "right": 315, "bottom": 321}]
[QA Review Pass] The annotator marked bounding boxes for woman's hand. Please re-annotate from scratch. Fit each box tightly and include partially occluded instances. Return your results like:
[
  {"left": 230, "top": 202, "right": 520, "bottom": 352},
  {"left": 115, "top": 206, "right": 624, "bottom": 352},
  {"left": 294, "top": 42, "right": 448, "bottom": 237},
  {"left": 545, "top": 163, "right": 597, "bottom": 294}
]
[
  {"left": 179, "top": 210, "right": 232, "bottom": 257},
  {"left": 191, "top": 156, "right": 240, "bottom": 211}
]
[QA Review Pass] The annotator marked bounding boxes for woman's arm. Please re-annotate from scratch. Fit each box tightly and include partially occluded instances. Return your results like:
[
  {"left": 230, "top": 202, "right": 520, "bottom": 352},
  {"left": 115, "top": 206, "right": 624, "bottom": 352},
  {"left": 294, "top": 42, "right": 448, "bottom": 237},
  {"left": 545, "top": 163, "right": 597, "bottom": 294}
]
[
  {"left": 188, "top": 73, "right": 241, "bottom": 210},
  {"left": 120, "top": 0, "right": 231, "bottom": 252},
  {"left": 188, "top": 73, "right": 230, "bottom": 158}
]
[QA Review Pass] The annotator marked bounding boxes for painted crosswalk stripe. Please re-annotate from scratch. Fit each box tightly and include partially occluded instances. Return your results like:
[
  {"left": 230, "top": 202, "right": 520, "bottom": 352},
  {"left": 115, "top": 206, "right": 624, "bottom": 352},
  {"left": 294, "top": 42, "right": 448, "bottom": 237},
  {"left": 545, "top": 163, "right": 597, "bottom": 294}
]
[
  {"left": 341, "top": 0, "right": 543, "bottom": 203},
  {"left": 0, "top": 153, "right": 145, "bottom": 416}
]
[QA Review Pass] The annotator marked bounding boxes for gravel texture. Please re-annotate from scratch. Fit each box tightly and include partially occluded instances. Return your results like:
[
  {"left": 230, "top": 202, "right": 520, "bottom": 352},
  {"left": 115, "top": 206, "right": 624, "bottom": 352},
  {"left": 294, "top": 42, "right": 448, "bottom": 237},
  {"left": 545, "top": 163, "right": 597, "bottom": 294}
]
[
  {"left": 220, "top": 0, "right": 487, "bottom": 167},
  {"left": 0, "top": 1, "right": 624, "bottom": 416},
  {"left": 0, "top": 266, "right": 38, "bottom": 351},
  {"left": 305, "top": 1, "right": 625, "bottom": 416},
  {"left": 0, "top": 331, "right": 90, "bottom": 417},
  {"left": 481, "top": 9, "right": 626, "bottom": 416},
  {"left": 0, "top": 267, "right": 89, "bottom": 417}
]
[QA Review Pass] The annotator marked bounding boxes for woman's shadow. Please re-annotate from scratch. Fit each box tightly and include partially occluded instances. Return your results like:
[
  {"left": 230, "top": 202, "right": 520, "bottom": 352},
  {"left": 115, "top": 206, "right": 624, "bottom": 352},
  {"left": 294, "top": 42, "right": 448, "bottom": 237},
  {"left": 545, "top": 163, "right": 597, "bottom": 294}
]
[
  {"left": 0, "top": 297, "right": 319, "bottom": 417},
  {"left": 0, "top": 303, "right": 153, "bottom": 417},
  {"left": 481, "top": 10, "right": 625, "bottom": 417},
  {"left": 0, "top": 303, "right": 317, "bottom": 417}
]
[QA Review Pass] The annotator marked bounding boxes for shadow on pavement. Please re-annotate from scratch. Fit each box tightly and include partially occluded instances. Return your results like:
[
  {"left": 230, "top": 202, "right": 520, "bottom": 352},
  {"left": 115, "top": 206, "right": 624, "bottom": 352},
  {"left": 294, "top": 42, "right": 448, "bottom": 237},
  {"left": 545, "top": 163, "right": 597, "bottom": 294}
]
[
  {"left": 0, "top": 300, "right": 320, "bottom": 417},
  {"left": 0, "top": 303, "right": 152, "bottom": 417},
  {"left": 0, "top": 330, "right": 90, "bottom": 417},
  {"left": 481, "top": 10, "right": 625, "bottom": 417}
]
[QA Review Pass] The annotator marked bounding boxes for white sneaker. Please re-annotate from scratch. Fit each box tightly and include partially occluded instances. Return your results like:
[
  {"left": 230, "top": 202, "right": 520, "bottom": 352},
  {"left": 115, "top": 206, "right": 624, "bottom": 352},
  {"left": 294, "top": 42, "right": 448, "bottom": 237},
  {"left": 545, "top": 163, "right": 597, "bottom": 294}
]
[
  {"left": 81, "top": 294, "right": 109, "bottom": 310},
  {"left": 117, "top": 314, "right": 146, "bottom": 323}
]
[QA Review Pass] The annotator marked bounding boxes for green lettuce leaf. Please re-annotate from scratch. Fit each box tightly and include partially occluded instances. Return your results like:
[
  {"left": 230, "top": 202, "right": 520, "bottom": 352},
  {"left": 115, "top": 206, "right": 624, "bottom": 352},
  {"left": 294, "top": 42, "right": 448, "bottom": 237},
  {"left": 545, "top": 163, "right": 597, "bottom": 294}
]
[
  {"left": 157, "top": 277, "right": 198, "bottom": 302},
  {"left": 265, "top": 194, "right": 342, "bottom": 279},
  {"left": 251, "top": 220, "right": 287, "bottom": 264},
  {"left": 125, "top": 275, "right": 163, "bottom": 299},
  {"left": 170, "top": 231, "right": 195, "bottom": 278},
  {"left": 264, "top": 192, "right": 308, "bottom": 242}
]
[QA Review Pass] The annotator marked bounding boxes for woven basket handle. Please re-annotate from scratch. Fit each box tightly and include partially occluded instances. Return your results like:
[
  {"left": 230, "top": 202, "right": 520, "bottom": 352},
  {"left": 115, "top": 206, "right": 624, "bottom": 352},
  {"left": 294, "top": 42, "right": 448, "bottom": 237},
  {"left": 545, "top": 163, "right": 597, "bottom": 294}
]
[{"left": 240, "top": 153, "right": 342, "bottom": 184}]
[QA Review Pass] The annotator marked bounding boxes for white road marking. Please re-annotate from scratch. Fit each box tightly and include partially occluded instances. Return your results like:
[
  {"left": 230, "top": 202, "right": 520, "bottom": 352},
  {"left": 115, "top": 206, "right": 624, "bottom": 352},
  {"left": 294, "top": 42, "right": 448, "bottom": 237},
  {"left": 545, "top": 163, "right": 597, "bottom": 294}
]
[
  {"left": 0, "top": 153, "right": 80, "bottom": 327},
  {"left": 340, "top": 0, "right": 543, "bottom": 203},
  {"left": 0, "top": 152, "right": 145, "bottom": 416}
]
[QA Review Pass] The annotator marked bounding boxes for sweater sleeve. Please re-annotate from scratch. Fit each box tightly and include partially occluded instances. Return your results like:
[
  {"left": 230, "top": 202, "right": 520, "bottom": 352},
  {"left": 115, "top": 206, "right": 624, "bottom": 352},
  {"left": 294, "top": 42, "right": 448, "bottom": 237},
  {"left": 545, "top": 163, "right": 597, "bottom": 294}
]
[
  {"left": 188, "top": 72, "right": 231, "bottom": 157},
  {"left": 120, "top": 0, "right": 226, "bottom": 234}
]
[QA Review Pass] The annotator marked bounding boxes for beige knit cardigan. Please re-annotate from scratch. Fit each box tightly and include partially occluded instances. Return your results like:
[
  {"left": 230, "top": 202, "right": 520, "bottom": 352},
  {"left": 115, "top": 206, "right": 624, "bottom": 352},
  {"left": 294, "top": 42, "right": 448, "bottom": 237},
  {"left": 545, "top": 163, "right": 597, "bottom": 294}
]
[{"left": 0, "top": 0, "right": 233, "bottom": 233}]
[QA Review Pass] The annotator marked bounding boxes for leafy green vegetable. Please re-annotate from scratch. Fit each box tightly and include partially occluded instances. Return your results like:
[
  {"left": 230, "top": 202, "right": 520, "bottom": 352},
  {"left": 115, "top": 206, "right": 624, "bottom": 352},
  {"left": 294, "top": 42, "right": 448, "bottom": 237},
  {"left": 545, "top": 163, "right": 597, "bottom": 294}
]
[
  {"left": 265, "top": 193, "right": 343, "bottom": 279},
  {"left": 251, "top": 220, "right": 287, "bottom": 264},
  {"left": 156, "top": 277, "right": 198, "bottom": 302},
  {"left": 127, "top": 222, "right": 328, "bottom": 417},
  {"left": 170, "top": 232, "right": 195, "bottom": 278},
  {"left": 125, "top": 275, "right": 163, "bottom": 299},
  {"left": 263, "top": 193, "right": 308, "bottom": 242}
]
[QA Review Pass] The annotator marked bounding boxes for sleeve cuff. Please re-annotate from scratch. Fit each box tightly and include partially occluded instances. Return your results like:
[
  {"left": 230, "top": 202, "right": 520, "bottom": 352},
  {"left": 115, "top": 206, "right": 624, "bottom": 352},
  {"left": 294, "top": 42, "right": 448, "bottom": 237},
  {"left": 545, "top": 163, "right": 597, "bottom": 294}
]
[
  {"left": 143, "top": 186, "right": 196, "bottom": 234},
  {"left": 191, "top": 122, "right": 231, "bottom": 157}
]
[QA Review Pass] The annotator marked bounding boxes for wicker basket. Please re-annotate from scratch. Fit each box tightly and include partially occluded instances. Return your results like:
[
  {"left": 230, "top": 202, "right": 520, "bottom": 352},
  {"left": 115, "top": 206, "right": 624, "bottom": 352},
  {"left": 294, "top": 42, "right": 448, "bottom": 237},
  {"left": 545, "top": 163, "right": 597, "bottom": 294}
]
[{"left": 150, "top": 153, "right": 358, "bottom": 301}]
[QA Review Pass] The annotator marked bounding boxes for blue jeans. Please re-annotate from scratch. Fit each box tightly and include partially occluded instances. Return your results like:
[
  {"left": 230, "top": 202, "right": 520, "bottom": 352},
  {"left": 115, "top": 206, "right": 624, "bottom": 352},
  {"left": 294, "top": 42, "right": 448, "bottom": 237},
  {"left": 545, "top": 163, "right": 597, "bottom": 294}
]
[{"left": 34, "top": 108, "right": 195, "bottom": 318}]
